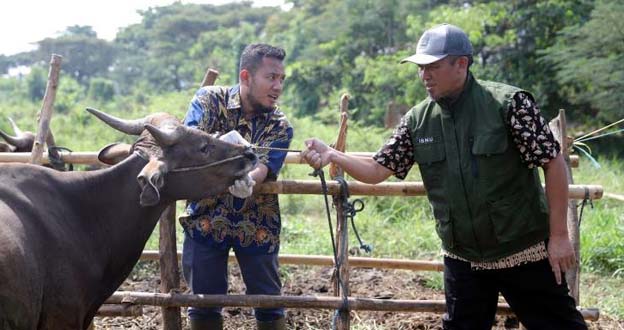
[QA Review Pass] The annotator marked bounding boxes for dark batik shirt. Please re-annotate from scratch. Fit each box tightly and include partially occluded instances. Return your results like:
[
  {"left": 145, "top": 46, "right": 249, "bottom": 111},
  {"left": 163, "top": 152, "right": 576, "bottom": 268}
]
[
  {"left": 373, "top": 91, "right": 560, "bottom": 269},
  {"left": 179, "top": 85, "right": 293, "bottom": 254}
]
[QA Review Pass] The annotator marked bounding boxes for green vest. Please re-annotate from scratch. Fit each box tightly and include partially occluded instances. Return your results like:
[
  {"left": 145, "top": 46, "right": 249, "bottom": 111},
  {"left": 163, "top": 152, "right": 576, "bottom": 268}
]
[{"left": 406, "top": 74, "right": 550, "bottom": 262}]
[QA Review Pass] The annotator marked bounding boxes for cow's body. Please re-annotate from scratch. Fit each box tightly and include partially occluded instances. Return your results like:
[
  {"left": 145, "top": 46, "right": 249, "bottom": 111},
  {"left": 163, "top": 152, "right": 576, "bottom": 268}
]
[{"left": 0, "top": 110, "right": 256, "bottom": 329}]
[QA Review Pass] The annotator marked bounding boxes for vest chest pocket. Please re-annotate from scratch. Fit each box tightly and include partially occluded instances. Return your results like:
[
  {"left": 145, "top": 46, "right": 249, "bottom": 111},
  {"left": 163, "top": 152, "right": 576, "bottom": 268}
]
[
  {"left": 472, "top": 132, "right": 508, "bottom": 156},
  {"left": 413, "top": 142, "right": 446, "bottom": 189},
  {"left": 413, "top": 142, "right": 446, "bottom": 165},
  {"left": 471, "top": 132, "right": 509, "bottom": 179}
]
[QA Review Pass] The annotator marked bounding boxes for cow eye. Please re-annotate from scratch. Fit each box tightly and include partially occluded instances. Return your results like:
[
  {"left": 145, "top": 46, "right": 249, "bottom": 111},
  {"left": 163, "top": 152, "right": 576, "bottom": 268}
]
[{"left": 200, "top": 144, "right": 212, "bottom": 153}]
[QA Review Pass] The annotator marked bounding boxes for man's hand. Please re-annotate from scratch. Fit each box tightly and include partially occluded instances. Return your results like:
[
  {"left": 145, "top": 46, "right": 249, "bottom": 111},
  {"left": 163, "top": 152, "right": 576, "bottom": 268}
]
[
  {"left": 301, "top": 138, "right": 334, "bottom": 169},
  {"left": 219, "top": 130, "right": 251, "bottom": 147},
  {"left": 547, "top": 234, "right": 576, "bottom": 285},
  {"left": 228, "top": 174, "right": 255, "bottom": 198}
]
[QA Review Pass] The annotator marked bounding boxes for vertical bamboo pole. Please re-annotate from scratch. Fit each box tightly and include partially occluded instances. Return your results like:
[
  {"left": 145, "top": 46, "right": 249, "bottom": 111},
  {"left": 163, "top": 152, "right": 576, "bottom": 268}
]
[
  {"left": 159, "top": 68, "right": 221, "bottom": 330},
  {"left": 332, "top": 94, "right": 351, "bottom": 330},
  {"left": 201, "top": 68, "right": 219, "bottom": 88},
  {"left": 31, "top": 54, "right": 62, "bottom": 165},
  {"left": 549, "top": 110, "right": 581, "bottom": 304},
  {"left": 159, "top": 205, "right": 181, "bottom": 330}
]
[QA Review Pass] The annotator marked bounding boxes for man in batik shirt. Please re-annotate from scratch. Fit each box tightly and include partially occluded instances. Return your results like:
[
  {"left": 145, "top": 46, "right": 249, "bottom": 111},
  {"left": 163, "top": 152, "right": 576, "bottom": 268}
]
[
  {"left": 302, "top": 24, "right": 587, "bottom": 330},
  {"left": 180, "top": 43, "right": 293, "bottom": 330}
]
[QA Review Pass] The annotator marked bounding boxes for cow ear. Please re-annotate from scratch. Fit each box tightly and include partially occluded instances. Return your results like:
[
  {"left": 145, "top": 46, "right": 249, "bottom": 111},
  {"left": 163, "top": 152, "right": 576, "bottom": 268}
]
[
  {"left": 97, "top": 143, "right": 132, "bottom": 166},
  {"left": 137, "top": 159, "right": 167, "bottom": 206}
]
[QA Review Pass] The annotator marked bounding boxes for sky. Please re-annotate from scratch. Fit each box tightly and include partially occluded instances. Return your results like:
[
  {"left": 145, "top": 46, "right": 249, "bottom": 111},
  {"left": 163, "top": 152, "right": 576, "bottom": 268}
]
[{"left": 0, "top": 0, "right": 286, "bottom": 56}]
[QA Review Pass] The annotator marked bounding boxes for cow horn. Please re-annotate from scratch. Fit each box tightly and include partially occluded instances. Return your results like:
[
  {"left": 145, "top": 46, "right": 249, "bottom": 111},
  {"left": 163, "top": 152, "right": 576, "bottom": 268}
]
[
  {"left": 144, "top": 124, "right": 184, "bottom": 147},
  {"left": 7, "top": 117, "right": 23, "bottom": 136},
  {"left": 0, "top": 128, "right": 33, "bottom": 149},
  {"left": 86, "top": 107, "right": 147, "bottom": 135}
]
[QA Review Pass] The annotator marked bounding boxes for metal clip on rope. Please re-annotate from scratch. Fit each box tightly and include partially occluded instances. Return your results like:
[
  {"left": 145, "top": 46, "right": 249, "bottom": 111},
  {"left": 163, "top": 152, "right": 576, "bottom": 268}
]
[
  {"left": 309, "top": 169, "right": 349, "bottom": 329},
  {"left": 335, "top": 176, "right": 372, "bottom": 254},
  {"left": 578, "top": 186, "right": 593, "bottom": 227},
  {"left": 48, "top": 146, "right": 73, "bottom": 171}
]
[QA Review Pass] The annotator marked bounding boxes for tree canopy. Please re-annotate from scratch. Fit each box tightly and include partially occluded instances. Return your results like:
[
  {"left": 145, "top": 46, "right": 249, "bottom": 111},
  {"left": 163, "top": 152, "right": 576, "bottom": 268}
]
[{"left": 1, "top": 0, "right": 621, "bottom": 126}]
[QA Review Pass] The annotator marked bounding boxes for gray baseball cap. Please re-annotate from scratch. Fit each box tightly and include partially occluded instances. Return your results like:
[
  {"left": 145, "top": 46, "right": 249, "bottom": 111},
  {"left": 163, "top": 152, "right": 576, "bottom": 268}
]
[{"left": 400, "top": 24, "right": 473, "bottom": 65}]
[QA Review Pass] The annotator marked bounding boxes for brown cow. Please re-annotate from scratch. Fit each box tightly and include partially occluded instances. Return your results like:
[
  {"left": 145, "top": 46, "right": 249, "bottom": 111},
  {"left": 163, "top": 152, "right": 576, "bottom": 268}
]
[{"left": 0, "top": 108, "right": 257, "bottom": 330}]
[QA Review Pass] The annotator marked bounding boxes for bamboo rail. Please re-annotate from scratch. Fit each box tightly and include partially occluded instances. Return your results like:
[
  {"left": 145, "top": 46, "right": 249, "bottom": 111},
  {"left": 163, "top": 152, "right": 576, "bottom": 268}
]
[
  {"left": 140, "top": 251, "right": 444, "bottom": 271},
  {"left": 105, "top": 291, "right": 599, "bottom": 321},
  {"left": 0, "top": 151, "right": 580, "bottom": 168},
  {"left": 255, "top": 180, "right": 602, "bottom": 199},
  {"left": 96, "top": 304, "right": 143, "bottom": 317}
]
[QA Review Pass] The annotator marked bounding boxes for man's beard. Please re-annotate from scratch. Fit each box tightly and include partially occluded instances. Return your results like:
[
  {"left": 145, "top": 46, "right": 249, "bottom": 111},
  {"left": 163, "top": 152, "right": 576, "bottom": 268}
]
[{"left": 248, "top": 84, "right": 276, "bottom": 114}]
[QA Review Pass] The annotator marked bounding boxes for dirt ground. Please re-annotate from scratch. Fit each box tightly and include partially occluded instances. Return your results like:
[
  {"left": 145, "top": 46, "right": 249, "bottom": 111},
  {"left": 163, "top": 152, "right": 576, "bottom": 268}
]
[{"left": 93, "top": 261, "right": 623, "bottom": 330}]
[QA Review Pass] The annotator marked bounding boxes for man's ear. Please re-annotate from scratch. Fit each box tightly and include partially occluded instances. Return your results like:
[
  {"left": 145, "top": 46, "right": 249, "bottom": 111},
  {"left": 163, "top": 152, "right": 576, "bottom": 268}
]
[
  {"left": 240, "top": 69, "right": 250, "bottom": 86},
  {"left": 458, "top": 56, "right": 470, "bottom": 70}
]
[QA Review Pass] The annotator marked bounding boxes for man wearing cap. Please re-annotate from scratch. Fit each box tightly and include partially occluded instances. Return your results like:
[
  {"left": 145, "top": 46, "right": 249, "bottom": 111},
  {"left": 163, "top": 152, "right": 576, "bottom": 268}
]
[{"left": 302, "top": 24, "right": 587, "bottom": 329}]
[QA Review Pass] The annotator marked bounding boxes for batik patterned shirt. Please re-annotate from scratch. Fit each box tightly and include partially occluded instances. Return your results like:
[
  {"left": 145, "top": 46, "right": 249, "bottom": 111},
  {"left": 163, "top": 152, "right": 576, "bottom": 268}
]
[
  {"left": 373, "top": 91, "right": 560, "bottom": 269},
  {"left": 179, "top": 85, "right": 293, "bottom": 254}
]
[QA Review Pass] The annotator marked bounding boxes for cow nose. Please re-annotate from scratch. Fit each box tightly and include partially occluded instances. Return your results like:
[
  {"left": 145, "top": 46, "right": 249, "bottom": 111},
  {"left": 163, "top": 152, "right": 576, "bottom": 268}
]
[{"left": 243, "top": 148, "right": 257, "bottom": 162}]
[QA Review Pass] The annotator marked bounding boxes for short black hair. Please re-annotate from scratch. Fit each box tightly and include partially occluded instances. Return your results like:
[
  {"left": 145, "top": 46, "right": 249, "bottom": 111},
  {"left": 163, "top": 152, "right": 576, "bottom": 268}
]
[{"left": 239, "top": 43, "right": 286, "bottom": 75}]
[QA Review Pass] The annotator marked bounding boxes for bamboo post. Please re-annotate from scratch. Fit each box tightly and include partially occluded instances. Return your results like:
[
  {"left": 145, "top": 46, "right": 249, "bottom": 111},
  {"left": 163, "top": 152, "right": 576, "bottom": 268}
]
[
  {"left": 30, "top": 54, "right": 62, "bottom": 165},
  {"left": 331, "top": 94, "right": 351, "bottom": 330},
  {"left": 549, "top": 110, "right": 581, "bottom": 304},
  {"left": 159, "top": 205, "right": 181, "bottom": 330},
  {"left": 201, "top": 68, "right": 219, "bottom": 87},
  {"left": 157, "top": 67, "right": 221, "bottom": 330}
]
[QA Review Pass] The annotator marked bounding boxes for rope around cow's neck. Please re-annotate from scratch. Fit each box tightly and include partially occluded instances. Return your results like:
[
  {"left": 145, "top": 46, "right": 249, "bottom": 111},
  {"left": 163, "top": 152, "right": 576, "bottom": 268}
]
[
  {"left": 169, "top": 155, "right": 248, "bottom": 173},
  {"left": 169, "top": 145, "right": 301, "bottom": 173},
  {"left": 251, "top": 145, "right": 302, "bottom": 153}
]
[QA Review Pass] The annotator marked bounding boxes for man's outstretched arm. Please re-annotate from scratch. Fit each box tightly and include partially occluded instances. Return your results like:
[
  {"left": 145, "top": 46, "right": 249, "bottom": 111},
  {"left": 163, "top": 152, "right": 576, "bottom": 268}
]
[{"left": 301, "top": 138, "right": 394, "bottom": 184}]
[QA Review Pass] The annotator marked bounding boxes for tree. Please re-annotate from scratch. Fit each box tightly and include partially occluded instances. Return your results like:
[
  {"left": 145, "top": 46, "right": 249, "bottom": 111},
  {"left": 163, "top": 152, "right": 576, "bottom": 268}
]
[
  {"left": 25, "top": 66, "right": 47, "bottom": 101},
  {"left": 541, "top": 0, "right": 624, "bottom": 122},
  {"left": 33, "top": 26, "right": 117, "bottom": 85}
]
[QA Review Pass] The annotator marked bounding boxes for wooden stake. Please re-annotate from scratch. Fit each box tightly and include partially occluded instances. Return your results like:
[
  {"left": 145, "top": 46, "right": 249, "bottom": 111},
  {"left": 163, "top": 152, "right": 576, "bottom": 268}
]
[
  {"left": 31, "top": 54, "right": 62, "bottom": 165},
  {"left": 201, "top": 68, "right": 219, "bottom": 87},
  {"left": 549, "top": 110, "right": 581, "bottom": 305},
  {"left": 330, "top": 94, "right": 351, "bottom": 330},
  {"left": 159, "top": 205, "right": 181, "bottom": 330}
]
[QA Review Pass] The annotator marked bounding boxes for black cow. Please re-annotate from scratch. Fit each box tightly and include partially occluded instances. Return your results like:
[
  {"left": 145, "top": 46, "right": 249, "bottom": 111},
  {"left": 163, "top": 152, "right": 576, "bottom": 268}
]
[
  {"left": 0, "top": 117, "right": 35, "bottom": 152},
  {"left": 0, "top": 108, "right": 257, "bottom": 330}
]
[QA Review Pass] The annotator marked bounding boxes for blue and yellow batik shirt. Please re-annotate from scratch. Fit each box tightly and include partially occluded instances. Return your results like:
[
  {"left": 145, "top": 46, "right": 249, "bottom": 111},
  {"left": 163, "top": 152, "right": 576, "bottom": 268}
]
[{"left": 180, "top": 85, "right": 293, "bottom": 254}]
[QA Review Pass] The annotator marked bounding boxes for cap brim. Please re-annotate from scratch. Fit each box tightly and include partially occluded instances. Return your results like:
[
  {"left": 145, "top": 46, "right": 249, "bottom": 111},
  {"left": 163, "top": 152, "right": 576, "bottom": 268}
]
[{"left": 400, "top": 53, "right": 448, "bottom": 65}]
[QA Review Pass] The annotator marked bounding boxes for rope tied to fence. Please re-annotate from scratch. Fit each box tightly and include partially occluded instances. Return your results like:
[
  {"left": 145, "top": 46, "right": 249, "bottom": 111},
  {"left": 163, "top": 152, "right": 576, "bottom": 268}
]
[
  {"left": 578, "top": 186, "right": 593, "bottom": 228},
  {"left": 309, "top": 168, "right": 349, "bottom": 329},
  {"left": 48, "top": 146, "right": 73, "bottom": 171},
  {"left": 334, "top": 176, "right": 372, "bottom": 253}
]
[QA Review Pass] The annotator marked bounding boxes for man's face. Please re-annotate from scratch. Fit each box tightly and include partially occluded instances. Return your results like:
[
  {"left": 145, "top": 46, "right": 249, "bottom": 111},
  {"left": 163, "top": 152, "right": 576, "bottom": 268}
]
[
  {"left": 417, "top": 56, "right": 466, "bottom": 101},
  {"left": 246, "top": 57, "right": 285, "bottom": 113}
]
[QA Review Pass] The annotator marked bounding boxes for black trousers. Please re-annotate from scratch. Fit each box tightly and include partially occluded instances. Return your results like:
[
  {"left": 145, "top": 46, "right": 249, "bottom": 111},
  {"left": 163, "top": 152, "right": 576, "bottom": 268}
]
[{"left": 442, "top": 256, "right": 587, "bottom": 330}]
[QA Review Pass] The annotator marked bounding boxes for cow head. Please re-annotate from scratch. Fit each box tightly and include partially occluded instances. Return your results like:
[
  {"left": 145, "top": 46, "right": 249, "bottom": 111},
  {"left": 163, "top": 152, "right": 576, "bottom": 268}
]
[
  {"left": 86, "top": 108, "right": 258, "bottom": 206},
  {"left": 0, "top": 118, "right": 35, "bottom": 152}
]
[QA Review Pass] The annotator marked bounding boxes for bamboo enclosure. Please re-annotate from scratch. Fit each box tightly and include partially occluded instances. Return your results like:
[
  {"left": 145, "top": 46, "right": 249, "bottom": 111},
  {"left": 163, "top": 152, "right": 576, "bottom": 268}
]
[{"left": 0, "top": 66, "right": 605, "bottom": 329}]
